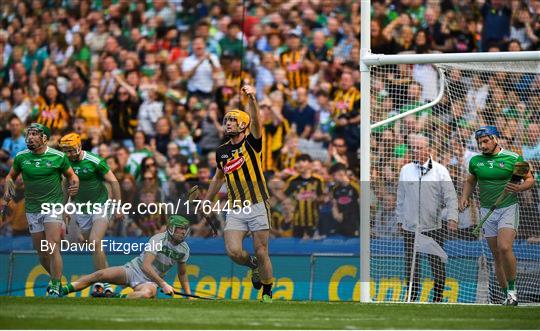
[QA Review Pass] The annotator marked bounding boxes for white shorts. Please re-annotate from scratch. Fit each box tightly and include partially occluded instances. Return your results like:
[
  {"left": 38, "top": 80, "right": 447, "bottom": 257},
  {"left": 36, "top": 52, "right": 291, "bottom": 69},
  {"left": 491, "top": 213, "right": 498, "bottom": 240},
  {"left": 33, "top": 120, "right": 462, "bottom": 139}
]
[
  {"left": 26, "top": 213, "right": 63, "bottom": 234},
  {"left": 122, "top": 264, "right": 156, "bottom": 289},
  {"left": 481, "top": 204, "right": 519, "bottom": 238},
  {"left": 224, "top": 201, "right": 271, "bottom": 232},
  {"left": 71, "top": 213, "right": 110, "bottom": 232}
]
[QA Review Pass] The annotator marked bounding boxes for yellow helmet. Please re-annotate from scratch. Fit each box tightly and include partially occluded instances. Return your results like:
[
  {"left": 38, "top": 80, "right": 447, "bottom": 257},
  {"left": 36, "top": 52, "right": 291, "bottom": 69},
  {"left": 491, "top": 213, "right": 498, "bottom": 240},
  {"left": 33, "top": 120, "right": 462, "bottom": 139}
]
[
  {"left": 223, "top": 110, "right": 250, "bottom": 136},
  {"left": 59, "top": 133, "right": 82, "bottom": 149}
]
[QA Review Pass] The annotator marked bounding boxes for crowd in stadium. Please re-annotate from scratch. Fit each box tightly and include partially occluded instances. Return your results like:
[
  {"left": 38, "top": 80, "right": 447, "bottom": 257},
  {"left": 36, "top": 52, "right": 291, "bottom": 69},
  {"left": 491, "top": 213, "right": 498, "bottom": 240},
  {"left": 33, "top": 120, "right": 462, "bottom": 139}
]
[{"left": 0, "top": 0, "right": 539, "bottom": 241}]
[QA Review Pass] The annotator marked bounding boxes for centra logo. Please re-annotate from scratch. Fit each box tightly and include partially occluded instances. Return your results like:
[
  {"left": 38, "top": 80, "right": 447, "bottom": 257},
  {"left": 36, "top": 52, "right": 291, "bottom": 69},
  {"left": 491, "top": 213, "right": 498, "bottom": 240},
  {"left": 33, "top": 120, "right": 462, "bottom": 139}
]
[{"left": 224, "top": 157, "right": 245, "bottom": 173}]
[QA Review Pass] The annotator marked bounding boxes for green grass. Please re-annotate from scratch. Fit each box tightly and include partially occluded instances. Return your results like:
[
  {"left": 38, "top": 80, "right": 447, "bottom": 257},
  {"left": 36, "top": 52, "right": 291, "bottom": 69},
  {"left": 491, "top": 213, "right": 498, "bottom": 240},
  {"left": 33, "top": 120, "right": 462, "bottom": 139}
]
[{"left": 0, "top": 297, "right": 539, "bottom": 329}]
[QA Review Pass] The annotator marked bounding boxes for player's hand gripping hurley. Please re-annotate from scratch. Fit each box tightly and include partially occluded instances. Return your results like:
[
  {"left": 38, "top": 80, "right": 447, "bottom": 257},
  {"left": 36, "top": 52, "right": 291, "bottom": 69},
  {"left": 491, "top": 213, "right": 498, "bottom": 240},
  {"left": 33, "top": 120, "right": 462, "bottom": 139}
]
[
  {"left": 188, "top": 185, "right": 218, "bottom": 236},
  {"left": 472, "top": 161, "right": 530, "bottom": 236}
]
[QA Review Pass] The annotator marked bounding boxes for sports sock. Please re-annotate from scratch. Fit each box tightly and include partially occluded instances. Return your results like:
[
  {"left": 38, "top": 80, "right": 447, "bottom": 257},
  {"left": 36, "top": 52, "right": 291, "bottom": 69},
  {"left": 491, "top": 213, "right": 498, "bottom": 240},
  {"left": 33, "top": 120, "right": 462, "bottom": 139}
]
[
  {"left": 51, "top": 279, "right": 61, "bottom": 286},
  {"left": 262, "top": 277, "right": 274, "bottom": 296},
  {"left": 262, "top": 283, "right": 272, "bottom": 296},
  {"left": 112, "top": 293, "right": 128, "bottom": 298},
  {"left": 508, "top": 279, "right": 516, "bottom": 291},
  {"left": 502, "top": 287, "right": 508, "bottom": 297},
  {"left": 245, "top": 255, "right": 258, "bottom": 269},
  {"left": 62, "top": 283, "right": 74, "bottom": 295}
]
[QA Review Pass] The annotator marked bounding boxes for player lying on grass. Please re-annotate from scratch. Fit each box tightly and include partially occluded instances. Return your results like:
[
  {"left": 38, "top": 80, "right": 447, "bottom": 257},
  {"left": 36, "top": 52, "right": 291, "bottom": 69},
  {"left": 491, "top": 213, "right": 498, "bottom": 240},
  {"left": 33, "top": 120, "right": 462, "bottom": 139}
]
[{"left": 61, "top": 216, "right": 191, "bottom": 298}]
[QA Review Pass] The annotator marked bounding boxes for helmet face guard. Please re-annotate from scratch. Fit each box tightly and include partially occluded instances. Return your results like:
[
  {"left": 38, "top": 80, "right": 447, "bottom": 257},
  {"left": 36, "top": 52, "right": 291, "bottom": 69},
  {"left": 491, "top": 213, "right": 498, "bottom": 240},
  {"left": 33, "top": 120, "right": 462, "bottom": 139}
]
[
  {"left": 475, "top": 126, "right": 500, "bottom": 154},
  {"left": 223, "top": 110, "right": 250, "bottom": 138},
  {"left": 59, "top": 133, "right": 82, "bottom": 160},
  {"left": 167, "top": 215, "right": 190, "bottom": 242},
  {"left": 25, "top": 124, "right": 51, "bottom": 151}
]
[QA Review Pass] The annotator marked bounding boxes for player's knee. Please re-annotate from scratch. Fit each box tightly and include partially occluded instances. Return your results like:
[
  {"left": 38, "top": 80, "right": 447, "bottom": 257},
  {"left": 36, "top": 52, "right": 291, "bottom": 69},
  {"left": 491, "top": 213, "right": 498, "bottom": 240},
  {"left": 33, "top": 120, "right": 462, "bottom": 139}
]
[
  {"left": 497, "top": 243, "right": 512, "bottom": 256},
  {"left": 254, "top": 245, "right": 268, "bottom": 259},
  {"left": 142, "top": 289, "right": 155, "bottom": 298},
  {"left": 225, "top": 247, "right": 242, "bottom": 260}
]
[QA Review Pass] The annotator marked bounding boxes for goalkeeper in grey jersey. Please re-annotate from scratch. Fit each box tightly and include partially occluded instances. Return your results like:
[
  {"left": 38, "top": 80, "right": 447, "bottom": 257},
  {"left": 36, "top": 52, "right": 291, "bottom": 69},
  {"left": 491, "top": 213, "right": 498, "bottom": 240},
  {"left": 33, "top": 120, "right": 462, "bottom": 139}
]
[{"left": 61, "top": 216, "right": 191, "bottom": 298}]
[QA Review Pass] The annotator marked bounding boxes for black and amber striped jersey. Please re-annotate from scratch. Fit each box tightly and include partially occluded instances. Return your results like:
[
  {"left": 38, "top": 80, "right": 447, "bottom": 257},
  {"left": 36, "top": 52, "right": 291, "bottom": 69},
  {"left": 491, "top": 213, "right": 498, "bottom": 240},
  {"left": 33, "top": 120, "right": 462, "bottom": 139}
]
[
  {"left": 216, "top": 134, "right": 270, "bottom": 204},
  {"left": 284, "top": 174, "right": 324, "bottom": 227},
  {"left": 331, "top": 87, "right": 360, "bottom": 119},
  {"left": 271, "top": 208, "right": 293, "bottom": 237},
  {"left": 279, "top": 150, "right": 302, "bottom": 171},
  {"left": 34, "top": 96, "right": 70, "bottom": 133},
  {"left": 261, "top": 119, "right": 290, "bottom": 171},
  {"left": 279, "top": 50, "right": 309, "bottom": 90}
]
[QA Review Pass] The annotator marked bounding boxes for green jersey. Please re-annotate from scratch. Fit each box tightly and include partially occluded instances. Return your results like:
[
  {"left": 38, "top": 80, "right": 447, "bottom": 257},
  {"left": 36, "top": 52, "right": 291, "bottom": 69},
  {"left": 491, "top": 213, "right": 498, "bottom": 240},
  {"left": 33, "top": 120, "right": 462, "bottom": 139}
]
[
  {"left": 468, "top": 148, "right": 524, "bottom": 208},
  {"left": 126, "top": 232, "right": 190, "bottom": 279},
  {"left": 71, "top": 151, "right": 110, "bottom": 210},
  {"left": 13, "top": 147, "right": 71, "bottom": 213}
]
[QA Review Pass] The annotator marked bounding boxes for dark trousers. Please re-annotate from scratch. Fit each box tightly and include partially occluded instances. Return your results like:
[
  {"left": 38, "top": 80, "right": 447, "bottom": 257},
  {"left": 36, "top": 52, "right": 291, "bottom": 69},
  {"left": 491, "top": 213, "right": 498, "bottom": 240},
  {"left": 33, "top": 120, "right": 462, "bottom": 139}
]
[{"left": 404, "top": 228, "right": 447, "bottom": 302}]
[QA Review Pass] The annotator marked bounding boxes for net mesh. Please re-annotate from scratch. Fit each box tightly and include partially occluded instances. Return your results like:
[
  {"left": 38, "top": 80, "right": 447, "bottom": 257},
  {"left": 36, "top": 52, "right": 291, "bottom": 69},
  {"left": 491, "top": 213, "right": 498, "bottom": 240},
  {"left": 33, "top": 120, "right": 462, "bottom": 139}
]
[{"left": 369, "top": 60, "right": 540, "bottom": 303}]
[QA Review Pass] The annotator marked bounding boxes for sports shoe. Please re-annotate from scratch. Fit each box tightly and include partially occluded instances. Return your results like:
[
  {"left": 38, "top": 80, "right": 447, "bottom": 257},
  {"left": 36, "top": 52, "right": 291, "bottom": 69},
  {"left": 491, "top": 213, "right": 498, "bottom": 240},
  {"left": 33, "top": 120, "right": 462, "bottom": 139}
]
[
  {"left": 249, "top": 256, "right": 262, "bottom": 290},
  {"left": 502, "top": 292, "right": 518, "bottom": 306},
  {"left": 103, "top": 282, "right": 114, "bottom": 297},
  {"left": 261, "top": 293, "right": 273, "bottom": 303},
  {"left": 91, "top": 282, "right": 105, "bottom": 297},
  {"left": 48, "top": 284, "right": 63, "bottom": 297}
]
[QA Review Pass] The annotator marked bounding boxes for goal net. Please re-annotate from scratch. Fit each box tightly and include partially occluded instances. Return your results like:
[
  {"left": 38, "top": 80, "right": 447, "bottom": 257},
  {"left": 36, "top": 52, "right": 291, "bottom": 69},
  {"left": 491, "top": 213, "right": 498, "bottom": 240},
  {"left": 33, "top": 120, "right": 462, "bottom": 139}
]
[{"left": 369, "top": 60, "right": 540, "bottom": 303}]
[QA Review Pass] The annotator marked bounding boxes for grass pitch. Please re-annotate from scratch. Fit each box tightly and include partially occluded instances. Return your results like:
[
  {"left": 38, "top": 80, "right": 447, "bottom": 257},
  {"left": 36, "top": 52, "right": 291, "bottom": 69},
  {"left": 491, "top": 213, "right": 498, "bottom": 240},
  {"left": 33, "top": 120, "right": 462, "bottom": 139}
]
[{"left": 0, "top": 297, "right": 539, "bottom": 329}]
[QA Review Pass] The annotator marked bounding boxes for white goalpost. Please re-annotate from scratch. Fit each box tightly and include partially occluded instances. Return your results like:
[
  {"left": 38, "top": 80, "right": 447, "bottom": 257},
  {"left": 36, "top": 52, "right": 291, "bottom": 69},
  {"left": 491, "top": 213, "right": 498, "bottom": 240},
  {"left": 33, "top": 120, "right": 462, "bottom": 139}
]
[{"left": 360, "top": 0, "right": 540, "bottom": 303}]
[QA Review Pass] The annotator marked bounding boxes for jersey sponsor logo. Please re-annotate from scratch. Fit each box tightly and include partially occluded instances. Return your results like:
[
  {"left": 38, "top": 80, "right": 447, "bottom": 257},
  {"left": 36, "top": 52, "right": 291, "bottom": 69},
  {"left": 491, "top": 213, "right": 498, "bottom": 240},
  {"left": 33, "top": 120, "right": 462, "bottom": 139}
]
[
  {"left": 337, "top": 196, "right": 353, "bottom": 205},
  {"left": 223, "top": 157, "right": 245, "bottom": 174},
  {"left": 23, "top": 160, "right": 31, "bottom": 166},
  {"left": 220, "top": 154, "right": 229, "bottom": 159},
  {"left": 297, "top": 190, "right": 317, "bottom": 200},
  {"left": 477, "top": 162, "right": 484, "bottom": 166},
  {"left": 499, "top": 162, "right": 505, "bottom": 168},
  {"left": 46, "top": 161, "right": 52, "bottom": 168}
]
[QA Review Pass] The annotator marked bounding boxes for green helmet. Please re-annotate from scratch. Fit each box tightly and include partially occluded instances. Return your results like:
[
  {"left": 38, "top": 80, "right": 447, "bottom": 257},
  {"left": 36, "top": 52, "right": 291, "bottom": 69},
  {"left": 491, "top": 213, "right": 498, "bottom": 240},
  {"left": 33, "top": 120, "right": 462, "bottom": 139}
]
[
  {"left": 167, "top": 215, "right": 190, "bottom": 241},
  {"left": 26, "top": 123, "right": 51, "bottom": 138}
]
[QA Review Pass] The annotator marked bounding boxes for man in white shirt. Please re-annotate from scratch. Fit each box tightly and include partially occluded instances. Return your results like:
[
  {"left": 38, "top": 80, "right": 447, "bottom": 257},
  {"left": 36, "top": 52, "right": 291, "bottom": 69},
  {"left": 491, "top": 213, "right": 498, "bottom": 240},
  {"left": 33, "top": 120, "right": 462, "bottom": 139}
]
[
  {"left": 396, "top": 134, "right": 459, "bottom": 302},
  {"left": 181, "top": 37, "right": 222, "bottom": 101}
]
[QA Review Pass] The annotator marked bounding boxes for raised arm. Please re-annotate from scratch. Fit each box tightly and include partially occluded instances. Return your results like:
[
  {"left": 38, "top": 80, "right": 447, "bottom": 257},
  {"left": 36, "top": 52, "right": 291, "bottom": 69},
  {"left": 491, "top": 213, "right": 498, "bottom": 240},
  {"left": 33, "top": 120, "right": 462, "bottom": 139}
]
[{"left": 241, "top": 85, "right": 261, "bottom": 139}]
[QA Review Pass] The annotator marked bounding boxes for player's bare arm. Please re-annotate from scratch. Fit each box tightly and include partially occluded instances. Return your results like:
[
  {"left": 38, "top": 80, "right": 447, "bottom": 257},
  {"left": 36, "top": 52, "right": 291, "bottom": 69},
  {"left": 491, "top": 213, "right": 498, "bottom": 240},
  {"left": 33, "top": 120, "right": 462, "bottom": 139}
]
[
  {"left": 141, "top": 252, "right": 174, "bottom": 295},
  {"left": 242, "top": 85, "right": 262, "bottom": 139},
  {"left": 63, "top": 167, "right": 79, "bottom": 197},
  {"left": 505, "top": 170, "right": 535, "bottom": 193},
  {"left": 103, "top": 170, "right": 123, "bottom": 220},
  {"left": 459, "top": 173, "right": 477, "bottom": 212},
  {"left": 2, "top": 167, "right": 19, "bottom": 203},
  {"left": 204, "top": 168, "right": 225, "bottom": 202},
  {"left": 177, "top": 262, "right": 191, "bottom": 295}
]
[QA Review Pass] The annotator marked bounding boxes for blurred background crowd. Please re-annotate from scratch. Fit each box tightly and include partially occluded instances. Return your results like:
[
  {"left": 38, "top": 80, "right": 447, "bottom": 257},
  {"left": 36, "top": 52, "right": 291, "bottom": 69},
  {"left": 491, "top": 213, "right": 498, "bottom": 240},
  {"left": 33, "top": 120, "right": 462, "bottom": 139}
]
[{"left": 0, "top": 0, "right": 539, "bottom": 241}]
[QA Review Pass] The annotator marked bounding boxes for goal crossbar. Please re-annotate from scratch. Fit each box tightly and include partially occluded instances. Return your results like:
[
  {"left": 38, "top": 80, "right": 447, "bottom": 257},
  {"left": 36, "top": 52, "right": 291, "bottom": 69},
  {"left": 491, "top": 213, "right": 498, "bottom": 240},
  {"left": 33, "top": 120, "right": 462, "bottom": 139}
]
[{"left": 363, "top": 51, "right": 540, "bottom": 66}]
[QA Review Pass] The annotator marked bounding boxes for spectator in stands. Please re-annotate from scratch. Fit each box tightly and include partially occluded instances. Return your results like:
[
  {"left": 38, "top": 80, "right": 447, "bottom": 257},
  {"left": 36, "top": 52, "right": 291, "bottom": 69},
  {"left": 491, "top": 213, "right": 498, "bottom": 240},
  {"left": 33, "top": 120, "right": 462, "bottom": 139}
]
[
  {"left": 284, "top": 154, "right": 325, "bottom": 239},
  {"left": 329, "top": 163, "right": 359, "bottom": 237},
  {"left": 182, "top": 37, "right": 222, "bottom": 101},
  {"left": 481, "top": 0, "right": 512, "bottom": 51},
  {"left": 1, "top": 116, "right": 26, "bottom": 161},
  {"left": 284, "top": 87, "right": 315, "bottom": 139},
  {"left": 31, "top": 81, "right": 70, "bottom": 134}
]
